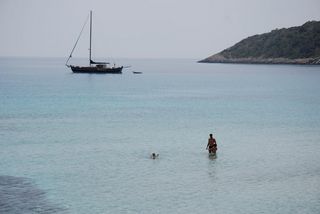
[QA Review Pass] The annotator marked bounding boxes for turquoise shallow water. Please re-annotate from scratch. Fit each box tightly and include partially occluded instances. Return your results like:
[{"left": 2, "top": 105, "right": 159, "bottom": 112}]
[{"left": 0, "top": 57, "right": 320, "bottom": 213}]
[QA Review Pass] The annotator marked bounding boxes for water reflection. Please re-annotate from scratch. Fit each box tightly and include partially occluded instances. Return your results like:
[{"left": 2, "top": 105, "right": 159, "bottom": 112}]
[
  {"left": 208, "top": 153, "right": 217, "bottom": 160},
  {"left": 206, "top": 153, "right": 218, "bottom": 181}
]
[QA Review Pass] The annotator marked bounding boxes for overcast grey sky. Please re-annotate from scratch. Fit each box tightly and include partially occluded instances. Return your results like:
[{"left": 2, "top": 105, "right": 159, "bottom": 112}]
[{"left": 0, "top": 0, "right": 319, "bottom": 59}]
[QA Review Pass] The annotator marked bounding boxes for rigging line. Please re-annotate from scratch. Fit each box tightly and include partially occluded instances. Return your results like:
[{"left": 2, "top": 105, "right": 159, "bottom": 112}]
[{"left": 65, "top": 14, "right": 90, "bottom": 66}]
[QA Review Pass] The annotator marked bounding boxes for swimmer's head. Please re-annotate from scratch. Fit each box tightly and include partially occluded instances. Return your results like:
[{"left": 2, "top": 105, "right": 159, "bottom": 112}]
[{"left": 151, "top": 153, "right": 158, "bottom": 159}]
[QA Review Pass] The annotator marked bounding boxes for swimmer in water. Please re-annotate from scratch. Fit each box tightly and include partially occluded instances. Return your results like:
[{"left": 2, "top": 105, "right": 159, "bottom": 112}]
[{"left": 151, "top": 153, "right": 159, "bottom": 159}]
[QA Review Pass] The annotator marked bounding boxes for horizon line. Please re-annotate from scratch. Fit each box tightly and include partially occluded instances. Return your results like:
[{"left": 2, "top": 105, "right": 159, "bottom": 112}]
[{"left": 0, "top": 55, "right": 202, "bottom": 61}]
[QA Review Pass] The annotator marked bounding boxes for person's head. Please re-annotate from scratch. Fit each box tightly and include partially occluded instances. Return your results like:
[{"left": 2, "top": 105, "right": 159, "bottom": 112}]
[{"left": 209, "top": 134, "right": 213, "bottom": 138}]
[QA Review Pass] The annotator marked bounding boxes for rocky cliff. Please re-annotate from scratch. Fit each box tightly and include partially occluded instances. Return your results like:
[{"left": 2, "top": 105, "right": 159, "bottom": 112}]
[{"left": 199, "top": 21, "right": 320, "bottom": 65}]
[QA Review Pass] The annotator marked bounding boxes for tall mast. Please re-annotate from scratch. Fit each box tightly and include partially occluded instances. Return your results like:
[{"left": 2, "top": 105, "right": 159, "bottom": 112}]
[{"left": 89, "top": 10, "right": 92, "bottom": 65}]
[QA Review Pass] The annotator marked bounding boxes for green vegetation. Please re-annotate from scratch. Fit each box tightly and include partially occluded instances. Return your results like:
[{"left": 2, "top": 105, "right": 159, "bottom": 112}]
[{"left": 201, "top": 21, "right": 320, "bottom": 64}]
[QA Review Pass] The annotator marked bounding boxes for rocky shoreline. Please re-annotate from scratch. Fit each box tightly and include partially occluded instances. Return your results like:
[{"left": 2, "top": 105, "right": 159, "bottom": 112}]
[{"left": 198, "top": 54, "right": 320, "bottom": 65}]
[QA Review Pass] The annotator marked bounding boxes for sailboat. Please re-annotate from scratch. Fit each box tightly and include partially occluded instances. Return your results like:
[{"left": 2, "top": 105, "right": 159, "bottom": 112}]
[{"left": 66, "top": 11, "right": 123, "bottom": 74}]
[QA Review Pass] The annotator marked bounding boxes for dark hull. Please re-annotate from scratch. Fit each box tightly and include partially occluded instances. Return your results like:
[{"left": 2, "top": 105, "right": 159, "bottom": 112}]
[{"left": 71, "top": 66, "right": 123, "bottom": 74}]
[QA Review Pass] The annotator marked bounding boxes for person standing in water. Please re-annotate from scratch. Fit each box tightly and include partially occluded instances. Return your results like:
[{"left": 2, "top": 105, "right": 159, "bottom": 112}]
[{"left": 206, "top": 134, "right": 217, "bottom": 154}]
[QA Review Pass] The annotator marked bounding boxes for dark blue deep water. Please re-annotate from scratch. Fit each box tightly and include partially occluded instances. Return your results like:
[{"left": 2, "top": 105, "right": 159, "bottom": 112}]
[{"left": 1, "top": 57, "right": 320, "bottom": 213}]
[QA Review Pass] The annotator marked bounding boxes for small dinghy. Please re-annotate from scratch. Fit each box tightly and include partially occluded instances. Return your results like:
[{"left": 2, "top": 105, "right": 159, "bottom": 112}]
[{"left": 133, "top": 71, "right": 142, "bottom": 74}]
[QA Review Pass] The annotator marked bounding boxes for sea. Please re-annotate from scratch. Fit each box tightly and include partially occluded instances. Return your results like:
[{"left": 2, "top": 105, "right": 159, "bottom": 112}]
[{"left": 0, "top": 57, "right": 319, "bottom": 214}]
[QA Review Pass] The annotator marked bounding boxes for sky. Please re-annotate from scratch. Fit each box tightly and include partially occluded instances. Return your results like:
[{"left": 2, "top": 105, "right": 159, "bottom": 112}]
[{"left": 0, "top": 0, "right": 320, "bottom": 59}]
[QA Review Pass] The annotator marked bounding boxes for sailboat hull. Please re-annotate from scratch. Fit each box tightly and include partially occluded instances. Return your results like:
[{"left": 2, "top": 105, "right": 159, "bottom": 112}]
[{"left": 70, "top": 66, "right": 123, "bottom": 74}]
